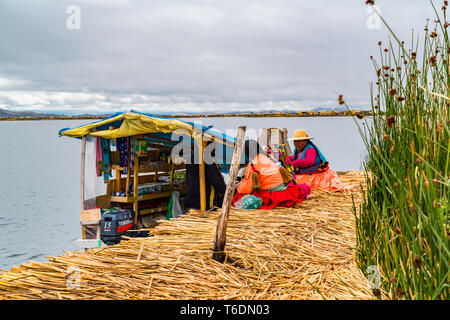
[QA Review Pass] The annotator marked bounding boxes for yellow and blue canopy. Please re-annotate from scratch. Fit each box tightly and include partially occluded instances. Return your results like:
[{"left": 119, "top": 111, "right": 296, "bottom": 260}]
[{"left": 59, "top": 111, "right": 236, "bottom": 170}]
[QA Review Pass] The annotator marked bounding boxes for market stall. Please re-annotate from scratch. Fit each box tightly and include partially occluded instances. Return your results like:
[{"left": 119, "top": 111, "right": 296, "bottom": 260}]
[{"left": 59, "top": 111, "right": 235, "bottom": 248}]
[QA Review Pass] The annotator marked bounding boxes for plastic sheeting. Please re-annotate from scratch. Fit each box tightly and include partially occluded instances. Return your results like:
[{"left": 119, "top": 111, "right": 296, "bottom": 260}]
[
  {"left": 61, "top": 112, "right": 195, "bottom": 139},
  {"left": 83, "top": 135, "right": 107, "bottom": 209}
]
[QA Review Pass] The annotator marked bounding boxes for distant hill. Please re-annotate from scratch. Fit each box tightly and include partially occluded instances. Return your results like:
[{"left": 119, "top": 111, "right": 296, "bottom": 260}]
[
  {"left": 1, "top": 106, "right": 366, "bottom": 120},
  {"left": 0, "top": 108, "right": 58, "bottom": 118}
]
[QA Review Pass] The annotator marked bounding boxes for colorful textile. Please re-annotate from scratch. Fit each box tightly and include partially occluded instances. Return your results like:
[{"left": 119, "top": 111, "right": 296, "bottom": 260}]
[
  {"left": 96, "top": 137, "right": 103, "bottom": 177},
  {"left": 267, "top": 183, "right": 288, "bottom": 192},
  {"left": 266, "top": 144, "right": 296, "bottom": 184},
  {"left": 129, "top": 136, "right": 135, "bottom": 172},
  {"left": 101, "top": 138, "right": 111, "bottom": 183},
  {"left": 234, "top": 194, "right": 263, "bottom": 209},
  {"left": 117, "top": 137, "right": 129, "bottom": 173},
  {"left": 233, "top": 183, "right": 310, "bottom": 210},
  {"left": 291, "top": 167, "right": 354, "bottom": 191}
]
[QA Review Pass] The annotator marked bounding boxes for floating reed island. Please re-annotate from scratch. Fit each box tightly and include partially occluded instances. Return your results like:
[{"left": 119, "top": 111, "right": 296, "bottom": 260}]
[{"left": 0, "top": 172, "right": 381, "bottom": 300}]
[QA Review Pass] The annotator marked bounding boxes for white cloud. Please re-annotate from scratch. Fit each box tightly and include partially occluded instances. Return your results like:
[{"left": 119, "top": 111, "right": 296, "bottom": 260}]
[
  {"left": 0, "top": 0, "right": 438, "bottom": 113},
  {"left": 0, "top": 76, "right": 28, "bottom": 89}
]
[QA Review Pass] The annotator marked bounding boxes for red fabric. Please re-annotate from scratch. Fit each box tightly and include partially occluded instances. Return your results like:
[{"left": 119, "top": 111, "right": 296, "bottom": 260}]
[{"left": 233, "top": 183, "right": 311, "bottom": 210}]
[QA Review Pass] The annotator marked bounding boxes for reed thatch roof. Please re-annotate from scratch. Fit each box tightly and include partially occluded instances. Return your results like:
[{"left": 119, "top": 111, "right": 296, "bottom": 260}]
[{"left": 0, "top": 171, "right": 378, "bottom": 300}]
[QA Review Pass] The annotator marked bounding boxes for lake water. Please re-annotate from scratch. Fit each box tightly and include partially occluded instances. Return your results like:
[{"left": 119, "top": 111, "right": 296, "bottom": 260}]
[{"left": 0, "top": 116, "right": 367, "bottom": 270}]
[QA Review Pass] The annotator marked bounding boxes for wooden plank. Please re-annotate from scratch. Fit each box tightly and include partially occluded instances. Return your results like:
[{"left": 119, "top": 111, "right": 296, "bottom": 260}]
[
  {"left": 80, "top": 208, "right": 102, "bottom": 225},
  {"left": 111, "top": 191, "right": 174, "bottom": 203},
  {"left": 257, "top": 128, "right": 267, "bottom": 146},
  {"left": 110, "top": 195, "right": 135, "bottom": 203},
  {"left": 111, "top": 163, "right": 186, "bottom": 173},
  {"left": 139, "top": 164, "right": 185, "bottom": 173},
  {"left": 282, "top": 128, "right": 293, "bottom": 156},
  {"left": 140, "top": 206, "right": 169, "bottom": 216},
  {"left": 212, "top": 126, "right": 246, "bottom": 262},
  {"left": 137, "top": 191, "right": 172, "bottom": 201}
]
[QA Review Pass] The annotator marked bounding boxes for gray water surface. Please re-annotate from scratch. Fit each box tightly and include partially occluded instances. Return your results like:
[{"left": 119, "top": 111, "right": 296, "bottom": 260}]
[{"left": 0, "top": 117, "right": 367, "bottom": 270}]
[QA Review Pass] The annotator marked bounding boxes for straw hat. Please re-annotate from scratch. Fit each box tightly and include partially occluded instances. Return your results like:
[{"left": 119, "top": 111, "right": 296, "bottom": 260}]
[{"left": 288, "top": 129, "right": 314, "bottom": 141}]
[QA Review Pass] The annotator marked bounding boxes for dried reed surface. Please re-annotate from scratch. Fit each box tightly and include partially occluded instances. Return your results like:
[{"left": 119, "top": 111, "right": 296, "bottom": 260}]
[{"left": 0, "top": 171, "right": 377, "bottom": 300}]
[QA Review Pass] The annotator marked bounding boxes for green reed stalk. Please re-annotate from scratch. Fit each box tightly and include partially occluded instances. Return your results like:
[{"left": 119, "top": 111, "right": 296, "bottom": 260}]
[{"left": 349, "top": 1, "right": 449, "bottom": 299}]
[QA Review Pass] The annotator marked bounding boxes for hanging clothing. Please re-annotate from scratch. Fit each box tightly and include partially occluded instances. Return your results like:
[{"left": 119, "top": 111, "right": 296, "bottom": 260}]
[
  {"left": 117, "top": 137, "right": 129, "bottom": 173},
  {"left": 101, "top": 138, "right": 111, "bottom": 183},
  {"left": 96, "top": 137, "right": 103, "bottom": 177}
]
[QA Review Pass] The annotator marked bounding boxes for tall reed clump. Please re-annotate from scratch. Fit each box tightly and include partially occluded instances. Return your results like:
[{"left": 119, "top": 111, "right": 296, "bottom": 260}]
[{"left": 350, "top": 1, "right": 449, "bottom": 299}]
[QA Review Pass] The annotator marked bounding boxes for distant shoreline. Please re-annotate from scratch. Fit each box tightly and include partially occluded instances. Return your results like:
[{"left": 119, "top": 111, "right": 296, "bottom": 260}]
[{"left": 0, "top": 110, "right": 373, "bottom": 121}]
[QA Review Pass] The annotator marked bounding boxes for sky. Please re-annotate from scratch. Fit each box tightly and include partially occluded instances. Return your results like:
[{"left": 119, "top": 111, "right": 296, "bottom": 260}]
[{"left": 0, "top": 0, "right": 439, "bottom": 115}]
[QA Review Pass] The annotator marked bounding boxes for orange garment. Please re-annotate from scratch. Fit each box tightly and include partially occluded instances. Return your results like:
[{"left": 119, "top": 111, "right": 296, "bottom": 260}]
[
  {"left": 294, "top": 167, "right": 354, "bottom": 191},
  {"left": 237, "top": 154, "right": 284, "bottom": 194}
]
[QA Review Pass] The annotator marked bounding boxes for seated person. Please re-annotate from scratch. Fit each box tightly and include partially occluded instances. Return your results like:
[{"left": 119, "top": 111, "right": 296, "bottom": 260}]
[
  {"left": 233, "top": 140, "right": 310, "bottom": 209},
  {"left": 237, "top": 140, "right": 287, "bottom": 194},
  {"left": 286, "top": 129, "right": 352, "bottom": 191}
]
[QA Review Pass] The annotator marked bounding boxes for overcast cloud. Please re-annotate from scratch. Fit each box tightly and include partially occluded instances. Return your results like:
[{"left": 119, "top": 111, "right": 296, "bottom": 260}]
[{"left": 0, "top": 0, "right": 437, "bottom": 114}]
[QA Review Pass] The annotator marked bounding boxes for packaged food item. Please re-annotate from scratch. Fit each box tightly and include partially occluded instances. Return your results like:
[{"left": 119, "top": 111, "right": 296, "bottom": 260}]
[{"left": 135, "top": 139, "right": 148, "bottom": 155}]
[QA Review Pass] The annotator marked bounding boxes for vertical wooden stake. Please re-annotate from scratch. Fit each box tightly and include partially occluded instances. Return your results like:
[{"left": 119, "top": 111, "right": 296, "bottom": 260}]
[
  {"left": 196, "top": 134, "right": 207, "bottom": 211},
  {"left": 133, "top": 149, "right": 140, "bottom": 226},
  {"left": 282, "top": 128, "right": 293, "bottom": 156},
  {"left": 115, "top": 168, "right": 122, "bottom": 193},
  {"left": 212, "top": 126, "right": 246, "bottom": 262},
  {"left": 80, "top": 136, "right": 86, "bottom": 211}
]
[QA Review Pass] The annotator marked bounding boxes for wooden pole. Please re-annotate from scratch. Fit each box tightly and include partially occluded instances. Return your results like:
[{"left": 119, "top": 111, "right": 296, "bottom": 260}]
[
  {"left": 266, "top": 128, "right": 272, "bottom": 146},
  {"left": 133, "top": 149, "right": 140, "bottom": 226},
  {"left": 281, "top": 128, "right": 293, "bottom": 156},
  {"left": 80, "top": 136, "right": 86, "bottom": 211},
  {"left": 196, "top": 133, "right": 207, "bottom": 211},
  {"left": 212, "top": 126, "right": 246, "bottom": 262}
]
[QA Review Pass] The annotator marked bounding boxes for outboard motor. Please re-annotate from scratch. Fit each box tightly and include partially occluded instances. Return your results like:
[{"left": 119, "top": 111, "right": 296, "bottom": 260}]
[{"left": 100, "top": 208, "right": 135, "bottom": 245}]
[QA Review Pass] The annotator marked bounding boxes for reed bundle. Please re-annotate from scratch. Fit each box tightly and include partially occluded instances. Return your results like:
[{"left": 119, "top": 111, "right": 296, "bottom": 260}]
[{"left": 0, "top": 172, "right": 377, "bottom": 300}]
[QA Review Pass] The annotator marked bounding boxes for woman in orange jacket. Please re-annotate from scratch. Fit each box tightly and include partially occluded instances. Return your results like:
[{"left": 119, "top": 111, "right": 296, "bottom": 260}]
[
  {"left": 237, "top": 140, "right": 287, "bottom": 194},
  {"left": 233, "top": 140, "right": 310, "bottom": 209}
]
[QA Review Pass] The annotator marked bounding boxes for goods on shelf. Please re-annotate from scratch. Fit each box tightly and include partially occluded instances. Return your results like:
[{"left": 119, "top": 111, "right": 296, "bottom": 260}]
[{"left": 138, "top": 182, "right": 171, "bottom": 195}]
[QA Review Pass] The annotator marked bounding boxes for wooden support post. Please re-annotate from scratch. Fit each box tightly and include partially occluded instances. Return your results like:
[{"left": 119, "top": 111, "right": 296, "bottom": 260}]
[
  {"left": 281, "top": 128, "right": 293, "bottom": 156},
  {"left": 169, "top": 161, "right": 174, "bottom": 193},
  {"left": 196, "top": 134, "right": 207, "bottom": 211},
  {"left": 212, "top": 126, "right": 246, "bottom": 262},
  {"left": 266, "top": 128, "right": 272, "bottom": 146},
  {"left": 125, "top": 142, "right": 131, "bottom": 195},
  {"left": 133, "top": 151, "right": 140, "bottom": 226},
  {"left": 80, "top": 136, "right": 86, "bottom": 211},
  {"left": 257, "top": 128, "right": 267, "bottom": 146},
  {"left": 115, "top": 168, "right": 122, "bottom": 193}
]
